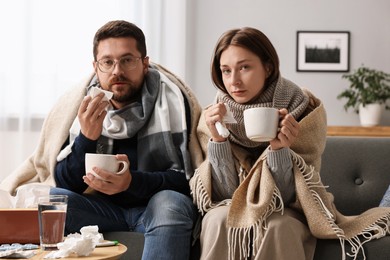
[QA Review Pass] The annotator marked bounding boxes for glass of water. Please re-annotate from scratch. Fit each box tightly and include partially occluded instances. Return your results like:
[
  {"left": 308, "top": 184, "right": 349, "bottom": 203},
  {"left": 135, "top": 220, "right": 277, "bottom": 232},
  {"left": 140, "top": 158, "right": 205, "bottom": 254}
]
[{"left": 37, "top": 195, "right": 68, "bottom": 250}]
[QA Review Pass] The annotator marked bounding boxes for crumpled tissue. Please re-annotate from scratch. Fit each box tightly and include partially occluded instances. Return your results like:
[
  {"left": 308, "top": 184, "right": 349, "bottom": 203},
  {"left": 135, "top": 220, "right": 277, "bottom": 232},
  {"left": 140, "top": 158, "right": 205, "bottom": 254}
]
[
  {"left": 215, "top": 103, "right": 237, "bottom": 138},
  {"left": 44, "top": 226, "right": 104, "bottom": 259},
  {"left": 89, "top": 87, "right": 113, "bottom": 101}
]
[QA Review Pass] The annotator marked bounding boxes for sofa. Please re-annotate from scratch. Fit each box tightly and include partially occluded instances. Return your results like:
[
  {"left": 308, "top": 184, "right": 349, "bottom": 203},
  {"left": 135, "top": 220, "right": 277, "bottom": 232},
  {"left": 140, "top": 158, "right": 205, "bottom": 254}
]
[{"left": 104, "top": 136, "right": 390, "bottom": 260}]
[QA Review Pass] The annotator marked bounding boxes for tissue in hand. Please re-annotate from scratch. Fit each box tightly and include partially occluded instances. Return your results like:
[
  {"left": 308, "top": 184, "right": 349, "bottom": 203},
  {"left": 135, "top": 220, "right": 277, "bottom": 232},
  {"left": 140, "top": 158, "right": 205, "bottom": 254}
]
[
  {"left": 89, "top": 87, "right": 113, "bottom": 101},
  {"left": 216, "top": 103, "right": 237, "bottom": 138},
  {"left": 44, "top": 225, "right": 104, "bottom": 259}
]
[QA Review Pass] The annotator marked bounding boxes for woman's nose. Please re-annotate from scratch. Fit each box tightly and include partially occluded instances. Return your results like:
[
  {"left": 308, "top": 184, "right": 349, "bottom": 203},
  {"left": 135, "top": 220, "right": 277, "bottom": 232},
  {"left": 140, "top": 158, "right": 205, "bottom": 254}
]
[{"left": 230, "top": 71, "right": 241, "bottom": 85}]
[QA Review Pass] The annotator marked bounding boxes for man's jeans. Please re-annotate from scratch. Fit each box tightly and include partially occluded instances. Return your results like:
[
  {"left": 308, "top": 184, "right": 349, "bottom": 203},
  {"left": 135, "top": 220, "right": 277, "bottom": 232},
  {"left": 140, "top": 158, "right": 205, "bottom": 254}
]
[{"left": 50, "top": 187, "right": 197, "bottom": 260}]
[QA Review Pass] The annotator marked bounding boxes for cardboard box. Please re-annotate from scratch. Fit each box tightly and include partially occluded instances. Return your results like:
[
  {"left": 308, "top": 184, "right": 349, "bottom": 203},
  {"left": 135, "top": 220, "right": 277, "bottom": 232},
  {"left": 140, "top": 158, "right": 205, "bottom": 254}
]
[{"left": 0, "top": 208, "right": 40, "bottom": 244}]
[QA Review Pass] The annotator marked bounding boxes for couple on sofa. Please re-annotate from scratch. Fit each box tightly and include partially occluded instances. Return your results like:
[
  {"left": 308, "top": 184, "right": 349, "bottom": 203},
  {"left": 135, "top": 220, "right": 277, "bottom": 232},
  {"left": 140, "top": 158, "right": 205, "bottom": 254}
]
[{"left": 1, "top": 20, "right": 389, "bottom": 260}]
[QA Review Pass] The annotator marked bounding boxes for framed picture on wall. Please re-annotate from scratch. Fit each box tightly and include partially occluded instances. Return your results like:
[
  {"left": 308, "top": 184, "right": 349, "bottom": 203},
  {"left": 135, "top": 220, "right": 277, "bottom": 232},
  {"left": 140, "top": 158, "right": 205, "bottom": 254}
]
[{"left": 296, "top": 31, "right": 350, "bottom": 72}]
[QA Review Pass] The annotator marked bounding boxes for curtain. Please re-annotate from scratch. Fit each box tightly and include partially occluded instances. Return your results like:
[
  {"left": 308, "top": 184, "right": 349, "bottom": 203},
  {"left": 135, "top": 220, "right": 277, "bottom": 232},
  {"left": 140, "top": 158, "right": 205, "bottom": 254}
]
[{"left": 0, "top": 0, "right": 188, "bottom": 181}]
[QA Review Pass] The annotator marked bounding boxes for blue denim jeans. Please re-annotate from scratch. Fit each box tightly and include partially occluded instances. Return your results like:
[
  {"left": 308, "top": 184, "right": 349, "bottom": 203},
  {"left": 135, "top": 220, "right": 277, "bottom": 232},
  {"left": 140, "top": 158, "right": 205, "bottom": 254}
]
[
  {"left": 50, "top": 188, "right": 197, "bottom": 260},
  {"left": 380, "top": 185, "right": 390, "bottom": 207}
]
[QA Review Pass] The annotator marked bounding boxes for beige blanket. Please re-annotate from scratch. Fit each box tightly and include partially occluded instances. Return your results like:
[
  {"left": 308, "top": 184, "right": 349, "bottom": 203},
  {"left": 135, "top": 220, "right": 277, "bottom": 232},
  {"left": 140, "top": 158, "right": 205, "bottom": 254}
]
[
  {"left": 190, "top": 89, "right": 390, "bottom": 260},
  {"left": 1, "top": 63, "right": 203, "bottom": 195}
]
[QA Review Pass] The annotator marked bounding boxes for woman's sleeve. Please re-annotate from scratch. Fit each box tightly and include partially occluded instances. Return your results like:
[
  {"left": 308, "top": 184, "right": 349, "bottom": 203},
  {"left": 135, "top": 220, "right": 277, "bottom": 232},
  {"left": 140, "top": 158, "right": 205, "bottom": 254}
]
[
  {"left": 208, "top": 140, "right": 239, "bottom": 200},
  {"left": 267, "top": 147, "right": 296, "bottom": 204}
]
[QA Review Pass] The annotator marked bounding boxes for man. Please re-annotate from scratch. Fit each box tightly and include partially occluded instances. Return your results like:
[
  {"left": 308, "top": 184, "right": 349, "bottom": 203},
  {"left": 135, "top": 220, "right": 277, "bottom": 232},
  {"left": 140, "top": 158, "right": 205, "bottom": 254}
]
[{"left": 1, "top": 20, "right": 202, "bottom": 259}]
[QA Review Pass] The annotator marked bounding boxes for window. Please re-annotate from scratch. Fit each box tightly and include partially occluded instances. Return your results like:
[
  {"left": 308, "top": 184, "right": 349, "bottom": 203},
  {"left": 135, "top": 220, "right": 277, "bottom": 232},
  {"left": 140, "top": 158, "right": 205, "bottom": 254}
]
[{"left": 0, "top": 0, "right": 141, "bottom": 125}]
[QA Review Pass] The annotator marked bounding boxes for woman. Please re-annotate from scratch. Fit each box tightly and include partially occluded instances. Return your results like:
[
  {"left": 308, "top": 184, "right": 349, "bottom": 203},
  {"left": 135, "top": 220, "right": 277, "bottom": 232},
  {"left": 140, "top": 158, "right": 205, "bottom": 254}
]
[
  {"left": 190, "top": 27, "right": 390, "bottom": 260},
  {"left": 191, "top": 28, "right": 326, "bottom": 260}
]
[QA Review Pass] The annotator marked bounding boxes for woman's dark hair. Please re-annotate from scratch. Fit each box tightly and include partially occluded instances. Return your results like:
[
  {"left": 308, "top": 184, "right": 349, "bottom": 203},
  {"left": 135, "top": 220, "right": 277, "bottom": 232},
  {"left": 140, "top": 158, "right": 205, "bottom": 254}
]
[
  {"left": 93, "top": 20, "right": 147, "bottom": 61},
  {"left": 211, "top": 27, "right": 280, "bottom": 93}
]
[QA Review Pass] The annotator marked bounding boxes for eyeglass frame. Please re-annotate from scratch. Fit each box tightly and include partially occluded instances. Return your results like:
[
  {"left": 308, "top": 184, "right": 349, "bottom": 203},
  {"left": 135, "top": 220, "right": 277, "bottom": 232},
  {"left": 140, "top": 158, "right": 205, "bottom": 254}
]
[{"left": 95, "top": 55, "right": 144, "bottom": 73}]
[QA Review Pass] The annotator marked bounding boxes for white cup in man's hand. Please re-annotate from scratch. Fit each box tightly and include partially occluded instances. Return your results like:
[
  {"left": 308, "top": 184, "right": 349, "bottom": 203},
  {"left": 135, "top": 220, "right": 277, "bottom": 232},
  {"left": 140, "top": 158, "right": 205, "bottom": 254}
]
[
  {"left": 244, "top": 107, "right": 279, "bottom": 142},
  {"left": 85, "top": 153, "right": 129, "bottom": 180}
]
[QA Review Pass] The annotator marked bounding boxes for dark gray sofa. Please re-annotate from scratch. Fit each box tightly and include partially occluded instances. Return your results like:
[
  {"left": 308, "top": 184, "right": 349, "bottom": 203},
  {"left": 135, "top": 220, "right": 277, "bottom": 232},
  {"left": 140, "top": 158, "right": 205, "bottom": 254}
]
[
  {"left": 104, "top": 136, "right": 390, "bottom": 260},
  {"left": 314, "top": 136, "right": 390, "bottom": 260}
]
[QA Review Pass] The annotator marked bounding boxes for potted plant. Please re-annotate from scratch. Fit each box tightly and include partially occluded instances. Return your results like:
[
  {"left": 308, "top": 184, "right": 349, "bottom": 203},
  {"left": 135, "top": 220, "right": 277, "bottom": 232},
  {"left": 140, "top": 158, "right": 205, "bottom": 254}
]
[{"left": 337, "top": 66, "right": 390, "bottom": 126}]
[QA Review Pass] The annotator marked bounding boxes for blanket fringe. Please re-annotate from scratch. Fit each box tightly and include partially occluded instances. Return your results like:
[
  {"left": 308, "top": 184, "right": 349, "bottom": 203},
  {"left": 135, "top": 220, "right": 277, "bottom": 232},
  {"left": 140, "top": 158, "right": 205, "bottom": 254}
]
[
  {"left": 291, "top": 152, "right": 348, "bottom": 258},
  {"left": 190, "top": 170, "right": 230, "bottom": 215},
  {"left": 228, "top": 188, "right": 283, "bottom": 260},
  {"left": 292, "top": 152, "right": 390, "bottom": 260},
  {"left": 345, "top": 214, "right": 390, "bottom": 260},
  {"left": 292, "top": 153, "right": 344, "bottom": 233}
]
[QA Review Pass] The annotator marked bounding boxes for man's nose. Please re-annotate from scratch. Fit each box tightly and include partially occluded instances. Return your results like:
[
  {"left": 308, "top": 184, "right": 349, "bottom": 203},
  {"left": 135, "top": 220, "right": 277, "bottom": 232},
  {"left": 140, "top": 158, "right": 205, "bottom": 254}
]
[{"left": 112, "top": 61, "right": 124, "bottom": 75}]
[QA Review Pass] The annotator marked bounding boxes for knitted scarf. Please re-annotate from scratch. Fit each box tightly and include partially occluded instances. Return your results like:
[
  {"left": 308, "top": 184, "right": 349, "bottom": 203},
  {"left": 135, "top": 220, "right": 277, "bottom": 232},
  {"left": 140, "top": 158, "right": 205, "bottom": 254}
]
[
  {"left": 216, "top": 76, "right": 309, "bottom": 150},
  {"left": 190, "top": 82, "right": 390, "bottom": 259}
]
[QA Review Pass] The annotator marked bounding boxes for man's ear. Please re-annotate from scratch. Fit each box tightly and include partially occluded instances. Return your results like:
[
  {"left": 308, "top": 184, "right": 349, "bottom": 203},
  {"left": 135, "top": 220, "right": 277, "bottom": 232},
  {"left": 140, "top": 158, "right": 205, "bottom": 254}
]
[
  {"left": 93, "top": 61, "right": 99, "bottom": 74},
  {"left": 143, "top": 56, "right": 150, "bottom": 74}
]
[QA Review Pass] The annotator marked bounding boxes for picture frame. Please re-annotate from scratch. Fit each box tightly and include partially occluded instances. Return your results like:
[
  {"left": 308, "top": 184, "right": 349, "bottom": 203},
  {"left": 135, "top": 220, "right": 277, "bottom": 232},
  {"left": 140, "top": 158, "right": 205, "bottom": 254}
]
[{"left": 296, "top": 31, "right": 350, "bottom": 72}]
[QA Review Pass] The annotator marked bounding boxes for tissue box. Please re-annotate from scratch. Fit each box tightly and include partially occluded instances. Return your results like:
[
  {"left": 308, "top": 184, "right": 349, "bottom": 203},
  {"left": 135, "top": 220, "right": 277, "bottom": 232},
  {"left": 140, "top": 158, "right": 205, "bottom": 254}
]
[{"left": 0, "top": 208, "right": 40, "bottom": 244}]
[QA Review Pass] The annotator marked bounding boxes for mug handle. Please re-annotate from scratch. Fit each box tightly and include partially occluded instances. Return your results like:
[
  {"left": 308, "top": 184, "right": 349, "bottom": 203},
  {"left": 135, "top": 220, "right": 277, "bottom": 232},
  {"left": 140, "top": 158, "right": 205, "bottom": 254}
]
[{"left": 116, "top": 161, "right": 129, "bottom": 175}]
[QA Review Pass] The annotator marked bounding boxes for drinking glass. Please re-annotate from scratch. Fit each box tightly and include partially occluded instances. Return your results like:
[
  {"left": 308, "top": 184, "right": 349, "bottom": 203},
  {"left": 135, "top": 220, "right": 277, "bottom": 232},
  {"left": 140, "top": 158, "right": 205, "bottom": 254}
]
[{"left": 38, "top": 195, "right": 68, "bottom": 250}]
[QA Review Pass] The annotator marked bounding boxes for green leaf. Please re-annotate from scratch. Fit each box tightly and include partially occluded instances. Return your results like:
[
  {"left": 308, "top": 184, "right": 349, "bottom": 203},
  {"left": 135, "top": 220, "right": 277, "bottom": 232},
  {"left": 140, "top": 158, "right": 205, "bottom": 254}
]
[{"left": 337, "top": 66, "right": 390, "bottom": 114}]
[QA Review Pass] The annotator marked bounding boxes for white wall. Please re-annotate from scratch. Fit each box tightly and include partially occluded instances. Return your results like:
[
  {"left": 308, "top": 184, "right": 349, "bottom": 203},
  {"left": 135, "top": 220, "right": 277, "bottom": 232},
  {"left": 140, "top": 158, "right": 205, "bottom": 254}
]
[{"left": 186, "top": 0, "right": 390, "bottom": 126}]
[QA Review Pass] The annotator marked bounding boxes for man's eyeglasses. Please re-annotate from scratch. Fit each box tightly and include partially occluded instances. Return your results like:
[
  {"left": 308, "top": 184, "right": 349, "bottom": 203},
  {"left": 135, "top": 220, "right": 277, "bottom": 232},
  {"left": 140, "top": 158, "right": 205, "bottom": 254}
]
[{"left": 96, "top": 56, "right": 142, "bottom": 73}]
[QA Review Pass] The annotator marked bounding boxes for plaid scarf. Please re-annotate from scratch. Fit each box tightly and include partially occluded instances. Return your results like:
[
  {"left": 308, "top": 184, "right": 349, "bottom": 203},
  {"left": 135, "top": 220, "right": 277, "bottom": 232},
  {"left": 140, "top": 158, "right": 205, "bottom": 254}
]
[{"left": 58, "top": 67, "right": 193, "bottom": 177}]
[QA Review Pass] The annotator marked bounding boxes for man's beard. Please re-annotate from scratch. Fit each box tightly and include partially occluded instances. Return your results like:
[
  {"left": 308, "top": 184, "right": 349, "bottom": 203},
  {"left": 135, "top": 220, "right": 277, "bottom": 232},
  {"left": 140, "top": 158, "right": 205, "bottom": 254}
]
[
  {"left": 111, "top": 86, "right": 142, "bottom": 103},
  {"left": 108, "top": 76, "right": 143, "bottom": 103}
]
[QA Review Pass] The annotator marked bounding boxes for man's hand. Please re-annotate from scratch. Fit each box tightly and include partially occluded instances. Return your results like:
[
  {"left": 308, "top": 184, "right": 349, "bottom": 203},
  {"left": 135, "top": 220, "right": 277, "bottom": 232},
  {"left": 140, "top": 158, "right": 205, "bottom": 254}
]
[
  {"left": 83, "top": 154, "right": 132, "bottom": 195},
  {"left": 78, "top": 92, "right": 109, "bottom": 140}
]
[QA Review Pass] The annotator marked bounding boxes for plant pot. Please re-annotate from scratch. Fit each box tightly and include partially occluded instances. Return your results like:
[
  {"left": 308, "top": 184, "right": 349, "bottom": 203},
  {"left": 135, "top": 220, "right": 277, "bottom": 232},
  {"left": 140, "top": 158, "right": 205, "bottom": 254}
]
[{"left": 359, "top": 103, "right": 384, "bottom": 127}]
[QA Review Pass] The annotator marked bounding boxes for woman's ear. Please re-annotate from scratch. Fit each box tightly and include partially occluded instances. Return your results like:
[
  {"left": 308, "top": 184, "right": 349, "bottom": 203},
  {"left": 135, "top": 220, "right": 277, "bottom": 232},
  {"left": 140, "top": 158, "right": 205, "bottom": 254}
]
[{"left": 265, "top": 64, "right": 273, "bottom": 78}]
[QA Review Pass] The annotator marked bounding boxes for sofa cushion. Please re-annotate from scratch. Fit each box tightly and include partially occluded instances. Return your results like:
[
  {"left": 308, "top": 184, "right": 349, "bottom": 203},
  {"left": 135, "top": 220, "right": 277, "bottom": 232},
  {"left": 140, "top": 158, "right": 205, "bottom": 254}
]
[
  {"left": 320, "top": 137, "right": 390, "bottom": 216},
  {"left": 314, "top": 236, "right": 390, "bottom": 260}
]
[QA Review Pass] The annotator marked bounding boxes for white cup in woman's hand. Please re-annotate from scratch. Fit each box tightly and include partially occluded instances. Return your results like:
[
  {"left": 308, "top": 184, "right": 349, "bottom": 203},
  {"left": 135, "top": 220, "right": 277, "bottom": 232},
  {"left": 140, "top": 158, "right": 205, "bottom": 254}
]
[{"left": 244, "top": 107, "right": 279, "bottom": 142}]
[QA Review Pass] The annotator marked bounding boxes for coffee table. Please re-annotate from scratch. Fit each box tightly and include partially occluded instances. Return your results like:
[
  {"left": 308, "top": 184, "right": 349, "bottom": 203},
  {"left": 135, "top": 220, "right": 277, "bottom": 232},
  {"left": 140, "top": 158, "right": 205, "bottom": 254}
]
[{"left": 2, "top": 243, "right": 127, "bottom": 260}]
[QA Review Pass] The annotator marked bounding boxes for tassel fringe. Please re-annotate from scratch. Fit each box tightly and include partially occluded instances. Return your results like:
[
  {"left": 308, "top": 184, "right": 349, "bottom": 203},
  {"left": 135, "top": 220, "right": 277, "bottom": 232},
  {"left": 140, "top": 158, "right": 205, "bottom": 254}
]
[
  {"left": 291, "top": 152, "right": 390, "bottom": 260},
  {"left": 190, "top": 170, "right": 230, "bottom": 215},
  {"left": 228, "top": 188, "right": 283, "bottom": 260}
]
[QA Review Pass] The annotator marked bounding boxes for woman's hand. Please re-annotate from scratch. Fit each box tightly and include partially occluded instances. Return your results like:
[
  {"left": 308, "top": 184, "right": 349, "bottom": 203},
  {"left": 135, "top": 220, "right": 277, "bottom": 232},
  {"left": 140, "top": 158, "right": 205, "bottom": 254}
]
[
  {"left": 83, "top": 154, "right": 132, "bottom": 195},
  {"left": 270, "top": 109, "right": 300, "bottom": 150},
  {"left": 204, "top": 103, "right": 227, "bottom": 142}
]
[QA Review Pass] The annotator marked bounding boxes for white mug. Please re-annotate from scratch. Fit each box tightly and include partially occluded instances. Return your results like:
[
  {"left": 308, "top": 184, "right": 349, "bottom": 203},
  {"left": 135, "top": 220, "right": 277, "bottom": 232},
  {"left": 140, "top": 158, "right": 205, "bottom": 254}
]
[
  {"left": 85, "top": 153, "right": 129, "bottom": 180},
  {"left": 243, "top": 107, "right": 279, "bottom": 142}
]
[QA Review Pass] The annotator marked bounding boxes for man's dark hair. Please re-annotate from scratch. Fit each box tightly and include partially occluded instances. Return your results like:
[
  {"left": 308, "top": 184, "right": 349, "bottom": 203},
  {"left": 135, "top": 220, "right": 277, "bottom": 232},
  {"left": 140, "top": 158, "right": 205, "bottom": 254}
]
[{"left": 93, "top": 20, "right": 147, "bottom": 61}]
